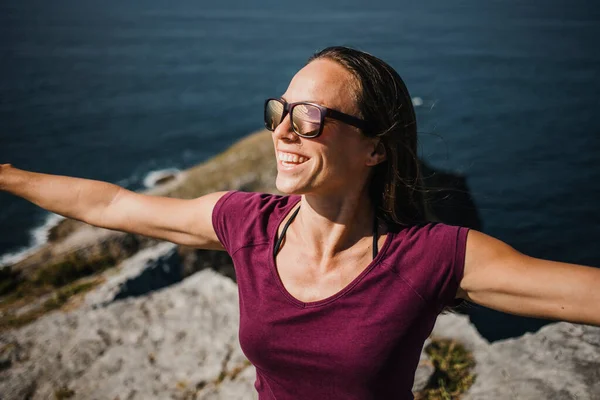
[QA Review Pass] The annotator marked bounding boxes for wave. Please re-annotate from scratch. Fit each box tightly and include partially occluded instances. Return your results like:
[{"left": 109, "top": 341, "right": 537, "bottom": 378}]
[
  {"left": 119, "top": 167, "right": 183, "bottom": 190},
  {"left": 142, "top": 168, "right": 182, "bottom": 189},
  {"left": 0, "top": 213, "right": 65, "bottom": 268},
  {"left": 0, "top": 167, "right": 182, "bottom": 268},
  {"left": 412, "top": 96, "right": 423, "bottom": 107},
  {"left": 411, "top": 96, "right": 439, "bottom": 111}
]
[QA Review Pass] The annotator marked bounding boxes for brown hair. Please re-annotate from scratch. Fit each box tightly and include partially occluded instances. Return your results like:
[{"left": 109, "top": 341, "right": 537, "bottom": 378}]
[{"left": 308, "top": 46, "right": 427, "bottom": 228}]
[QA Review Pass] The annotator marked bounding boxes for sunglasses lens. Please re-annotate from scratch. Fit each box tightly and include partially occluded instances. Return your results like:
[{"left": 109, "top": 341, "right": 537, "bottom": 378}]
[
  {"left": 265, "top": 100, "right": 284, "bottom": 131},
  {"left": 291, "top": 103, "right": 321, "bottom": 137}
]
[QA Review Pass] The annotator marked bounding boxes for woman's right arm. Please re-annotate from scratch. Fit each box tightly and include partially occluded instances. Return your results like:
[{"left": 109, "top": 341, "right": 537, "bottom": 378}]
[{"left": 0, "top": 164, "right": 226, "bottom": 250}]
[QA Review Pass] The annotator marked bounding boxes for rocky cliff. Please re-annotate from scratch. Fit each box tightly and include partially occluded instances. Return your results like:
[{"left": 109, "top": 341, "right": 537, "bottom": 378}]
[
  {"left": 1, "top": 130, "right": 598, "bottom": 399},
  {"left": 1, "top": 242, "right": 598, "bottom": 399}
]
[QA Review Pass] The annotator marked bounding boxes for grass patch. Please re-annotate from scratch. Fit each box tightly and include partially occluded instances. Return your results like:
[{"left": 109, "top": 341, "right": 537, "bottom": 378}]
[
  {"left": 415, "top": 338, "right": 476, "bottom": 400},
  {"left": 32, "top": 253, "right": 116, "bottom": 288},
  {"left": 1, "top": 252, "right": 116, "bottom": 306},
  {"left": 0, "top": 266, "right": 22, "bottom": 297},
  {"left": 0, "top": 280, "right": 100, "bottom": 332},
  {"left": 42, "top": 281, "right": 98, "bottom": 311},
  {"left": 54, "top": 386, "right": 75, "bottom": 399}
]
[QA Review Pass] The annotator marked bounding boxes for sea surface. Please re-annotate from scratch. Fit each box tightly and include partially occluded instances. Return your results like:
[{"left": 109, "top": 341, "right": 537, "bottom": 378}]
[{"left": 1, "top": 0, "right": 599, "bottom": 340}]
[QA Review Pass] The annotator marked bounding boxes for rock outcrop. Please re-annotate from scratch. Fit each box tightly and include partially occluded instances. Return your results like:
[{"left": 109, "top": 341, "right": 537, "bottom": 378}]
[
  {"left": 2, "top": 130, "right": 597, "bottom": 399},
  {"left": 5, "top": 128, "right": 481, "bottom": 283},
  {"left": 1, "top": 242, "right": 430, "bottom": 400},
  {"left": 1, "top": 243, "right": 599, "bottom": 399},
  {"left": 1, "top": 129, "right": 481, "bottom": 335},
  {"left": 432, "top": 313, "right": 600, "bottom": 400},
  {"left": 1, "top": 260, "right": 250, "bottom": 400}
]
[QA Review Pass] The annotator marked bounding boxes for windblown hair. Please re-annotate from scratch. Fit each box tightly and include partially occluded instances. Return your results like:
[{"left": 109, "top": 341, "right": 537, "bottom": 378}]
[{"left": 308, "top": 46, "right": 427, "bottom": 227}]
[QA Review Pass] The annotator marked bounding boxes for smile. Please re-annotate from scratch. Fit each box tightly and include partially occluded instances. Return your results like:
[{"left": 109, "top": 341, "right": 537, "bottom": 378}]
[{"left": 277, "top": 151, "right": 308, "bottom": 166}]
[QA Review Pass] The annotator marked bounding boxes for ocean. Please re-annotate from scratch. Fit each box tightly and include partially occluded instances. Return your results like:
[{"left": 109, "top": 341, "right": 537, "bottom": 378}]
[{"left": 1, "top": 0, "right": 599, "bottom": 340}]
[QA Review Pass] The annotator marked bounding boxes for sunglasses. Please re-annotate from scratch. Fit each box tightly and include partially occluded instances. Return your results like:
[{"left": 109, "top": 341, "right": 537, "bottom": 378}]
[{"left": 264, "top": 98, "right": 369, "bottom": 138}]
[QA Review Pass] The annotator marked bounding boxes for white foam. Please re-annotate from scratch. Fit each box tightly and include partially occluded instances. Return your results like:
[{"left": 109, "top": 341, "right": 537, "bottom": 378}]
[
  {"left": 143, "top": 168, "right": 181, "bottom": 189},
  {"left": 0, "top": 167, "right": 182, "bottom": 268},
  {"left": 412, "top": 97, "right": 423, "bottom": 107},
  {"left": 0, "top": 212, "right": 65, "bottom": 267}
]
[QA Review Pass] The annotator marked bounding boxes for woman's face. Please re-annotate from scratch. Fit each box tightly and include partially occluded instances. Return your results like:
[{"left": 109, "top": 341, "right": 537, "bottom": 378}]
[{"left": 272, "top": 59, "right": 379, "bottom": 197}]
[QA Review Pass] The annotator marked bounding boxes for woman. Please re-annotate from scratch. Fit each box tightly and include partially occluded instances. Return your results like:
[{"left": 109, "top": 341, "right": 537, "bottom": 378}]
[{"left": 1, "top": 46, "right": 598, "bottom": 399}]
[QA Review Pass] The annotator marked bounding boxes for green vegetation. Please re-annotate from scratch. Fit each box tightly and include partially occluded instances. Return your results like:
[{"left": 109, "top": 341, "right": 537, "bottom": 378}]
[
  {"left": 415, "top": 338, "right": 476, "bottom": 400},
  {"left": 54, "top": 386, "right": 75, "bottom": 399},
  {"left": 1, "top": 251, "right": 116, "bottom": 301},
  {"left": 0, "top": 280, "right": 101, "bottom": 332},
  {"left": 0, "top": 130, "right": 273, "bottom": 331},
  {"left": 0, "top": 250, "right": 115, "bottom": 331},
  {"left": 31, "top": 253, "right": 115, "bottom": 288},
  {"left": 0, "top": 266, "right": 22, "bottom": 296},
  {"left": 160, "top": 129, "right": 276, "bottom": 200}
]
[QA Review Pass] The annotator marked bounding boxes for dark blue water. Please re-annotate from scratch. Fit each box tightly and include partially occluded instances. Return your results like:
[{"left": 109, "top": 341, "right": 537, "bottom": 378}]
[{"left": 1, "top": 0, "right": 599, "bottom": 340}]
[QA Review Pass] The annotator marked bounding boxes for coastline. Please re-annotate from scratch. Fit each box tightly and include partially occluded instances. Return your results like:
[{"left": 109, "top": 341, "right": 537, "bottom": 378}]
[
  {"left": 0, "top": 213, "right": 65, "bottom": 268},
  {"left": 0, "top": 97, "right": 429, "bottom": 267},
  {"left": 0, "top": 129, "right": 276, "bottom": 269},
  {"left": 0, "top": 127, "right": 480, "bottom": 327},
  {"left": 1, "top": 126, "right": 480, "bottom": 278},
  {"left": 0, "top": 129, "right": 277, "bottom": 318},
  {"left": 0, "top": 168, "right": 183, "bottom": 268},
  {"left": 0, "top": 129, "right": 598, "bottom": 399}
]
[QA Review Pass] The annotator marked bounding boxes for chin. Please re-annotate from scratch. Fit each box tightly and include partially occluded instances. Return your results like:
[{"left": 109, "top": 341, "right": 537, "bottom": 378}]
[{"left": 275, "top": 176, "right": 309, "bottom": 195}]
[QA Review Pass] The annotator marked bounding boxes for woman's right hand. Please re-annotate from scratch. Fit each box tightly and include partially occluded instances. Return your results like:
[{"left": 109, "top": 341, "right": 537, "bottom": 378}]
[{"left": 0, "top": 165, "right": 227, "bottom": 250}]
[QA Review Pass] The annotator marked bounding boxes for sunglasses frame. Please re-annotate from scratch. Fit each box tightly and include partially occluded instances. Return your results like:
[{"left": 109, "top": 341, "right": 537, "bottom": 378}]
[{"left": 264, "top": 98, "right": 370, "bottom": 138}]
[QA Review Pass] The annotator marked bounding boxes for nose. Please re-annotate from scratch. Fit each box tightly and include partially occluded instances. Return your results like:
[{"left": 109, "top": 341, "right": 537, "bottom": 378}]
[{"left": 272, "top": 113, "right": 298, "bottom": 142}]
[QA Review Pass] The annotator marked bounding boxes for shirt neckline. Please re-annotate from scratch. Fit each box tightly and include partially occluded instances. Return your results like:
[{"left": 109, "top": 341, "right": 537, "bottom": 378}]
[{"left": 268, "top": 195, "right": 394, "bottom": 309}]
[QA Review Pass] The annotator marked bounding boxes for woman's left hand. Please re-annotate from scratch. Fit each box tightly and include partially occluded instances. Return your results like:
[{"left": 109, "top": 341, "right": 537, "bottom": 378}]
[{"left": 457, "top": 230, "right": 600, "bottom": 326}]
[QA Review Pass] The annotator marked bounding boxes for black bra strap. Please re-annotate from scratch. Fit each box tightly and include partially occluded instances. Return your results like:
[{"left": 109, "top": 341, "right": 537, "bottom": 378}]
[
  {"left": 273, "top": 205, "right": 300, "bottom": 258},
  {"left": 373, "top": 213, "right": 379, "bottom": 259},
  {"left": 273, "top": 205, "right": 379, "bottom": 259}
]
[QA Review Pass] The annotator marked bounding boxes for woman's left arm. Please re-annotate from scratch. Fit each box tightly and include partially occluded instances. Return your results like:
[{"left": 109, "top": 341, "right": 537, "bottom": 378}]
[{"left": 456, "top": 230, "right": 600, "bottom": 326}]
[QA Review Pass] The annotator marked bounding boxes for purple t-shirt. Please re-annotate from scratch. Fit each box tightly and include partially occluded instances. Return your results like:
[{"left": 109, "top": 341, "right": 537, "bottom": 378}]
[{"left": 212, "top": 191, "right": 470, "bottom": 400}]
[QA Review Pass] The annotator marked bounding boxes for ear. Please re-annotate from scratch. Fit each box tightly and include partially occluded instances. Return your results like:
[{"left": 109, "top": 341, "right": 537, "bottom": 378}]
[{"left": 366, "top": 140, "right": 386, "bottom": 166}]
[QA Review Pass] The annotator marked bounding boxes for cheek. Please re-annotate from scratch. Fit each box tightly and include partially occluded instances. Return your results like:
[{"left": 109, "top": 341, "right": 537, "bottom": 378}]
[
  {"left": 308, "top": 129, "right": 370, "bottom": 181},
  {"left": 324, "top": 136, "right": 368, "bottom": 167},
  {"left": 319, "top": 147, "right": 366, "bottom": 181}
]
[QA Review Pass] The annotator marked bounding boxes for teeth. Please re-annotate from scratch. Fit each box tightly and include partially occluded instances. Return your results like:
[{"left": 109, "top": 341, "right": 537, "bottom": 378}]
[{"left": 278, "top": 151, "right": 307, "bottom": 164}]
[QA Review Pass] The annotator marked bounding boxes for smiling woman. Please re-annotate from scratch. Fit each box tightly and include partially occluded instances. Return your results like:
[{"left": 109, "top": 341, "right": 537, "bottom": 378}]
[{"left": 1, "top": 46, "right": 599, "bottom": 400}]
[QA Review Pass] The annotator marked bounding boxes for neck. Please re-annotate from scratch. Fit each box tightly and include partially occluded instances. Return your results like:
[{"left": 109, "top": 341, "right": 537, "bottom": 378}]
[{"left": 293, "top": 188, "right": 376, "bottom": 262}]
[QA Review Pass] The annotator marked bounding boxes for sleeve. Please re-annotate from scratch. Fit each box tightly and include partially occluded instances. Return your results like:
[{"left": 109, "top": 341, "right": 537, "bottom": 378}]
[
  {"left": 434, "top": 223, "right": 470, "bottom": 311},
  {"left": 211, "top": 190, "right": 283, "bottom": 254},
  {"left": 400, "top": 222, "right": 470, "bottom": 312},
  {"left": 211, "top": 190, "right": 239, "bottom": 253}
]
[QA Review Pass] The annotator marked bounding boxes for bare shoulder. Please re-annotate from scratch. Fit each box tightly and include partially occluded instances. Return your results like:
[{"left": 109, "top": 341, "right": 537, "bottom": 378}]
[
  {"left": 464, "top": 229, "right": 520, "bottom": 269},
  {"left": 456, "top": 229, "right": 525, "bottom": 299}
]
